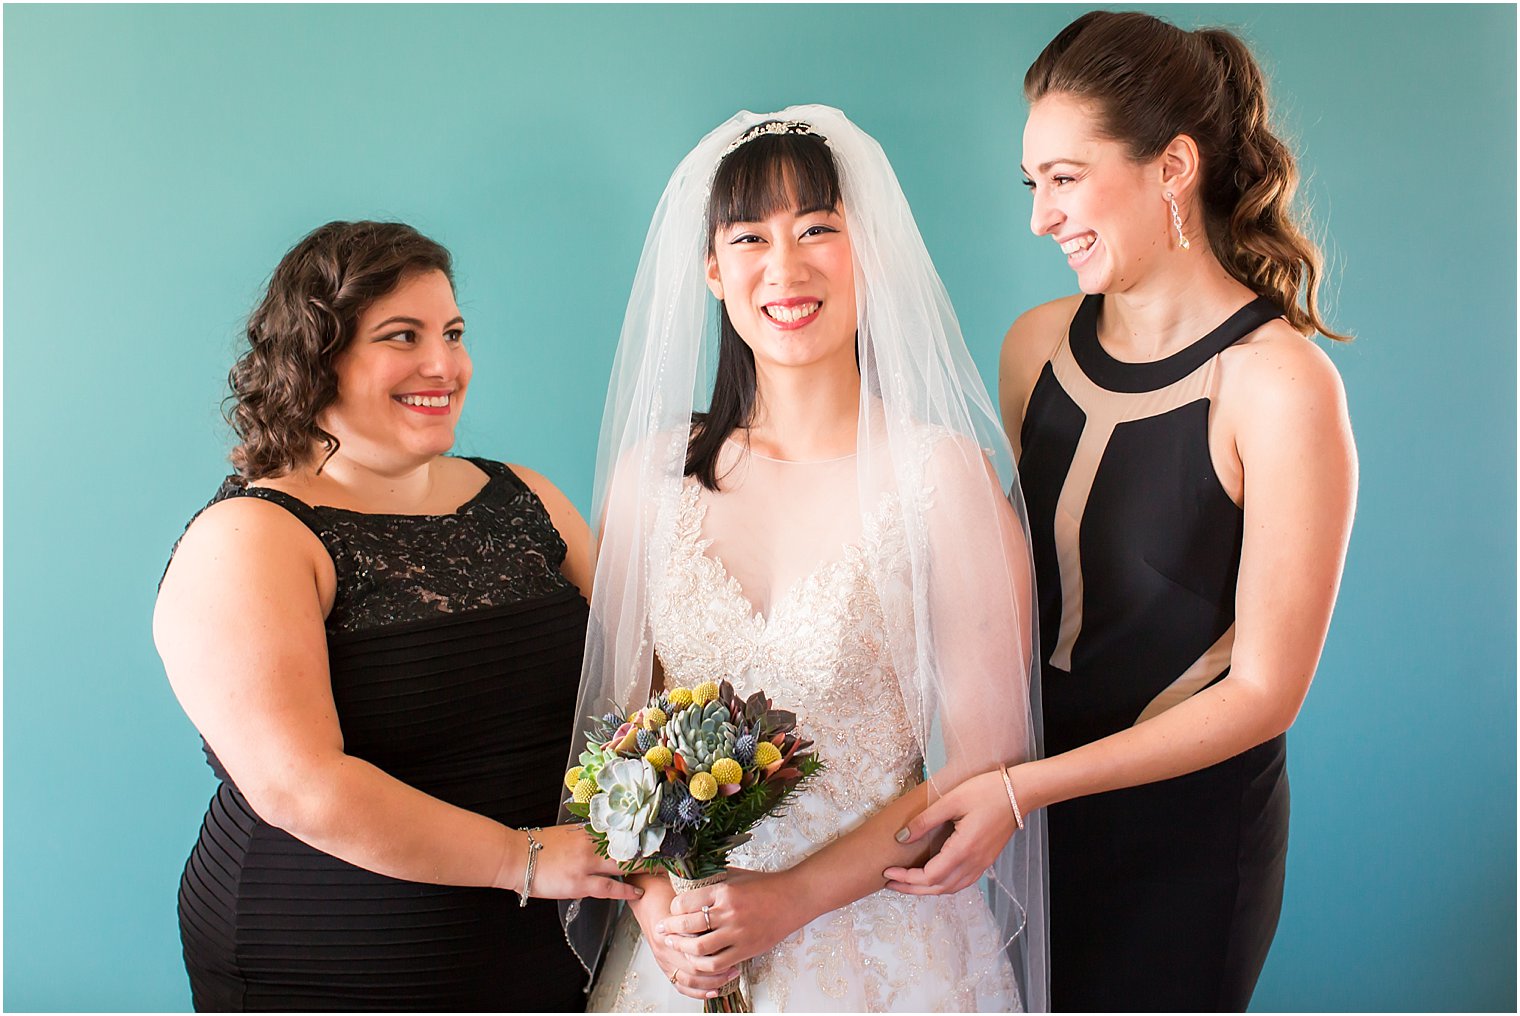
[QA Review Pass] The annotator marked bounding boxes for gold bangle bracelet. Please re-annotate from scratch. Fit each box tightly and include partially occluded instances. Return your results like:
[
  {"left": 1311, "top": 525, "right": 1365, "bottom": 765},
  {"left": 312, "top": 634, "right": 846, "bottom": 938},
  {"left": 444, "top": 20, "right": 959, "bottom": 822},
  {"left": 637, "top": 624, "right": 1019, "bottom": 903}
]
[{"left": 999, "top": 766, "right": 1025, "bottom": 831}]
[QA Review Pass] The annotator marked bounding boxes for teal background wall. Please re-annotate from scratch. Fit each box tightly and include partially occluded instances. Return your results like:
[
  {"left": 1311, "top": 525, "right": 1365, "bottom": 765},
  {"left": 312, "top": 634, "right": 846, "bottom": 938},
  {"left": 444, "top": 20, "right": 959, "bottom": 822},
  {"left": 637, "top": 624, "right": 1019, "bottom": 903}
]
[{"left": 5, "top": 4, "right": 1514, "bottom": 1011}]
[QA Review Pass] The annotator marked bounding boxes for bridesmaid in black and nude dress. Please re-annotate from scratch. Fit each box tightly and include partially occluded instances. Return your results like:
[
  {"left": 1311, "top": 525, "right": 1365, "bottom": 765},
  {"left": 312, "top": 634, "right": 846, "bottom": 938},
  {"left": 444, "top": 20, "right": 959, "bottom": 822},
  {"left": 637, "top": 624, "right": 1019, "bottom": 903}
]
[{"left": 885, "top": 12, "right": 1357, "bottom": 1012}]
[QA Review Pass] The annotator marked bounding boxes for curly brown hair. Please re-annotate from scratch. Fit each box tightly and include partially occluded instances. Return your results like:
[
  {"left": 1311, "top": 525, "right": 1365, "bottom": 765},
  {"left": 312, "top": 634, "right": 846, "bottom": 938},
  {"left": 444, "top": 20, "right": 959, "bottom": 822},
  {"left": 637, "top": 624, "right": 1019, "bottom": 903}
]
[
  {"left": 226, "top": 221, "right": 454, "bottom": 480},
  {"left": 1026, "top": 11, "right": 1349, "bottom": 341}
]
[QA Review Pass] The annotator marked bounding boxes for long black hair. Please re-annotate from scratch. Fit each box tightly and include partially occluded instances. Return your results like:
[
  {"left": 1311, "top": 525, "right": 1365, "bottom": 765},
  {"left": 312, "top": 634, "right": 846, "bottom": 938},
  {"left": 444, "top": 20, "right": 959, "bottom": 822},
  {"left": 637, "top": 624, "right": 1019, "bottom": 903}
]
[{"left": 687, "top": 128, "right": 843, "bottom": 490}]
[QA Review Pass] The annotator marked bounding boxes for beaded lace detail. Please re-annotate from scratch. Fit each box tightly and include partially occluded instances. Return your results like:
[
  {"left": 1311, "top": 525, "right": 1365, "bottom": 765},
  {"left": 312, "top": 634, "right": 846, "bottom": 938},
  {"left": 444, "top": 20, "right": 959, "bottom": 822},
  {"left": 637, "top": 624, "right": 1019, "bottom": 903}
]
[
  {"left": 592, "top": 478, "right": 1020, "bottom": 1012},
  {"left": 651, "top": 481, "right": 921, "bottom": 870}
]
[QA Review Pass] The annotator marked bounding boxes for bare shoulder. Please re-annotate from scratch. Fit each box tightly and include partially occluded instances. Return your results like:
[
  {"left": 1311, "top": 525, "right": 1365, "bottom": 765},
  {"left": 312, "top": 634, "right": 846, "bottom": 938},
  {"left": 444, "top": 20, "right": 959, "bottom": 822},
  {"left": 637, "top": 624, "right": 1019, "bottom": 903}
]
[
  {"left": 1220, "top": 320, "right": 1350, "bottom": 421},
  {"left": 509, "top": 462, "right": 594, "bottom": 599},
  {"left": 508, "top": 463, "right": 576, "bottom": 514},
  {"left": 168, "top": 494, "right": 324, "bottom": 575},
  {"left": 154, "top": 492, "right": 332, "bottom": 643},
  {"left": 999, "top": 295, "right": 1083, "bottom": 451},
  {"left": 1000, "top": 295, "right": 1082, "bottom": 375}
]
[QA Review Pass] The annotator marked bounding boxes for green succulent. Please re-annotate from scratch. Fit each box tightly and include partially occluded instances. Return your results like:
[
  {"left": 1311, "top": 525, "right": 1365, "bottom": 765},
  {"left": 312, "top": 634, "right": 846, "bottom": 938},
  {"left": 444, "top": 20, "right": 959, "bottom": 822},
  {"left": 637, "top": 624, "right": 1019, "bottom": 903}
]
[{"left": 667, "top": 701, "right": 737, "bottom": 773}]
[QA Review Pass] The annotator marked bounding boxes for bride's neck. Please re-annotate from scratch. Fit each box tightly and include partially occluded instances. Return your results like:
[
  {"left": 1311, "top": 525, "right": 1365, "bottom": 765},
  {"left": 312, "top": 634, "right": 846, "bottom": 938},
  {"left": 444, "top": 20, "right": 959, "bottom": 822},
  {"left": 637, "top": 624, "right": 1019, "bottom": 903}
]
[{"left": 747, "top": 360, "right": 860, "bottom": 460}]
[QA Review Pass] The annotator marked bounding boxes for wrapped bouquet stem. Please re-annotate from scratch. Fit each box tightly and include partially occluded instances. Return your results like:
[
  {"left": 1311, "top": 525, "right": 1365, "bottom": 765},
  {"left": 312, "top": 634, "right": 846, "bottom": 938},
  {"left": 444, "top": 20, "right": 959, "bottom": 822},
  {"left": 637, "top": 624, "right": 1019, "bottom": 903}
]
[
  {"left": 565, "top": 679, "right": 822, "bottom": 1014},
  {"left": 667, "top": 869, "right": 748, "bottom": 1012}
]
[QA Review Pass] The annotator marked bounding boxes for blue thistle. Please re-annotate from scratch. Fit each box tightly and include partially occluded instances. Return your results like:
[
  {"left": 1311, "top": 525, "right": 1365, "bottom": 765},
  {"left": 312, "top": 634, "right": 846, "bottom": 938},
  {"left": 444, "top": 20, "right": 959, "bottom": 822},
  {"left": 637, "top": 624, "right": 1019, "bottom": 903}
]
[
  {"left": 678, "top": 795, "right": 705, "bottom": 827},
  {"left": 601, "top": 710, "right": 622, "bottom": 728},
  {"left": 636, "top": 729, "right": 656, "bottom": 753},
  {"left": 659, "top": 782, "right": 688, "bottom": 826},
  {"left": 733, "top": 733, "right": 758, "bottom": 767}
]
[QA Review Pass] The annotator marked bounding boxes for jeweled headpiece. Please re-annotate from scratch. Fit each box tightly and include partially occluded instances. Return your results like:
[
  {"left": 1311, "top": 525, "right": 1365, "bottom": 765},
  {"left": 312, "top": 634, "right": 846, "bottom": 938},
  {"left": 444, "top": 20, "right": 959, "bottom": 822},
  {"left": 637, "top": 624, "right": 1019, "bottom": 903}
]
[{"left": 719, "top": 119, "right": 825, "bottom": 159}]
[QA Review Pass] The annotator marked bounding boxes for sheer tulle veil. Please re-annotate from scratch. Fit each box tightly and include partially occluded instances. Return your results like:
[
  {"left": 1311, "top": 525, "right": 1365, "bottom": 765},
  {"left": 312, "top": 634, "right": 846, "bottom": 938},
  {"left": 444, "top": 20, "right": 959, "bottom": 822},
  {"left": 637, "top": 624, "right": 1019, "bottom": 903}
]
[{"left": 560, "top": 105, "right": 1049, "bottom": 1011}]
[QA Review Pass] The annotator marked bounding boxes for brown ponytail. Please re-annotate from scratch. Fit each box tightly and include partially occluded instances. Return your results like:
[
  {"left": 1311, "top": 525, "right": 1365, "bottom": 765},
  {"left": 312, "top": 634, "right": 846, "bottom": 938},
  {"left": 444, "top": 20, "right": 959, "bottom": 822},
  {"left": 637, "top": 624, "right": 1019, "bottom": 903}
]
[{"left": 1025, "top": 11, "right": 1349, "bottom": 340}]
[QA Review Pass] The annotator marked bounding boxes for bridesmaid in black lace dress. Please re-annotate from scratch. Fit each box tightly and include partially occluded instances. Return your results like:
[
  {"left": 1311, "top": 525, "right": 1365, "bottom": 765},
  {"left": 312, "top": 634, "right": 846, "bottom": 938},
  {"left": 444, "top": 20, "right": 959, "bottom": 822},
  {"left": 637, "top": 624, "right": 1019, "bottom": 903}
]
[{"left": 155, "top": 221, "right": 640, "bottom": 1011}]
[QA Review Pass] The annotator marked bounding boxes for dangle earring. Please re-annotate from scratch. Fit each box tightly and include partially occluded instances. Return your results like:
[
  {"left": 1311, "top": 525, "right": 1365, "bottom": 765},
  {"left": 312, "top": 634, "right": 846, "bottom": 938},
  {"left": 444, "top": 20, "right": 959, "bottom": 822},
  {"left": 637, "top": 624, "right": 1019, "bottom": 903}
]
[{"left": 1166, "top": 191, "right": 1191, "bottom": 250}]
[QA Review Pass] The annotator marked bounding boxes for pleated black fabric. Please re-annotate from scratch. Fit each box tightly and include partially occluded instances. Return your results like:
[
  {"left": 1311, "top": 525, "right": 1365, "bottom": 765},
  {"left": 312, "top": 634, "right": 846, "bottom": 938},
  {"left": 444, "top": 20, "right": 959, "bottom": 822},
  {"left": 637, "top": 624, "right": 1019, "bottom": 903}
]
[{"left": 171, "top": 460, "right": 588, "bottom": 1012}]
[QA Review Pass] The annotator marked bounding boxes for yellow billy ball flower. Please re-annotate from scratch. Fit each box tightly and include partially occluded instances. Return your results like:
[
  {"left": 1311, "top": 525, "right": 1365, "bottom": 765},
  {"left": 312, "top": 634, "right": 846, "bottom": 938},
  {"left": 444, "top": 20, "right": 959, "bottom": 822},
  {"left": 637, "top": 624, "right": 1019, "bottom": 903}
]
[
  {"left": 754, "top": 742, "right": 783, "bottom": 768},
  {"left": 710, "top": 758, "right": 743, "bottom": 785},
  {"left": 643, "top": 707, "right": 668, "bottom": 730},
  {"left": 666, "top": 687, "right": 694, "bottom": 709},
  {"left": 644, "top": 745, "right": 674, "bottom": 771},
  {"left": 564, "top": 766, "right": 585, "bottom": 791},
  {"left": 572, "top": 778, "right": 597, "bottom": 804},
  {"left": 688, "top": 772, "right": 719, "bottom": 801},
  {"left": 692, "top": 681, "right": 720, "bottom": 706}
]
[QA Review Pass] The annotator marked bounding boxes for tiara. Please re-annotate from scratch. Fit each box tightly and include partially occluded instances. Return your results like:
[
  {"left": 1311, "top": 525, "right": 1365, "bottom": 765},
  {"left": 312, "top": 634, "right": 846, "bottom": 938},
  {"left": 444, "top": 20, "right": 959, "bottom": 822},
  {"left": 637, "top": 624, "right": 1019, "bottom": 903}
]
[{"left": 720, "top": 119, "right": 824, "bottom": 159}]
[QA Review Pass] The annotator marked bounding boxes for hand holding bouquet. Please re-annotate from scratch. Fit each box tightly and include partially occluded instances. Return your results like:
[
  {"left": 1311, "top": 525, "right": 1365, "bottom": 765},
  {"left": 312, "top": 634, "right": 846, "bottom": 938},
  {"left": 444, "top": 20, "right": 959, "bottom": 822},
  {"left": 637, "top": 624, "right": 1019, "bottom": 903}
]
[{"left": 564, "top": 679, "right": 823, "bottom": 1010}]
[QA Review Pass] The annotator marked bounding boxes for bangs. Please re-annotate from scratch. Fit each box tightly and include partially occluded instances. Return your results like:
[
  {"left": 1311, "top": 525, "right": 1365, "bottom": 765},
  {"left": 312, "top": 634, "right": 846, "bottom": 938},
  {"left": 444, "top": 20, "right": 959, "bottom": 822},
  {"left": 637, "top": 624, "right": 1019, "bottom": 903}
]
[{"left": 708, "top": 132, "right": 841, "bottom": 243}]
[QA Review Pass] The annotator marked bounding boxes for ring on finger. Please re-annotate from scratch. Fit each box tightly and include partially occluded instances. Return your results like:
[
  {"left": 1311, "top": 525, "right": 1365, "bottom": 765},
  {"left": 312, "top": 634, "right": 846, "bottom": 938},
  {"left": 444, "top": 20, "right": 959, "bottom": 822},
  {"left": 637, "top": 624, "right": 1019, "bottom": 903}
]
[
  {"left": 702, "top": 904, "right": 713, "bottom": 931},
  {"left": 668, "top": 968, "right": 679, "bottom": 985}
]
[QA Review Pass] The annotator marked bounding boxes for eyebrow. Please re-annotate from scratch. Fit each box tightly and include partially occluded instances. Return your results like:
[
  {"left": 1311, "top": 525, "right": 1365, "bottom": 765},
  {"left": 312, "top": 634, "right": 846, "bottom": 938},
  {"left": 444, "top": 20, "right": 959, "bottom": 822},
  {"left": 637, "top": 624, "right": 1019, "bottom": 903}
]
[
  {"left": 1020, "top": 159, "right": 1090, "bottom": 175},
  {"left": 369, "top": 315, "right": 465, "bottom": 332},
  {"left": 726, "top": 204, "right": 840, "bottom": 227}
]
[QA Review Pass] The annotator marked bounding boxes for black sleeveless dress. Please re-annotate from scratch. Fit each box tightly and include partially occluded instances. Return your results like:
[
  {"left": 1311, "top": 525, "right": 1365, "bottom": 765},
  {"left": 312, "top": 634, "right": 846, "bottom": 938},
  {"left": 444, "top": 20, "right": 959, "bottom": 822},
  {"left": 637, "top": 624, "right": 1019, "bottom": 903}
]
[
  {"left": 1019, "top": 296, "right": 1291, "bottom": 1012},
  {"left": 170, "top": 458, "right": 588, "bottom": 1011}
]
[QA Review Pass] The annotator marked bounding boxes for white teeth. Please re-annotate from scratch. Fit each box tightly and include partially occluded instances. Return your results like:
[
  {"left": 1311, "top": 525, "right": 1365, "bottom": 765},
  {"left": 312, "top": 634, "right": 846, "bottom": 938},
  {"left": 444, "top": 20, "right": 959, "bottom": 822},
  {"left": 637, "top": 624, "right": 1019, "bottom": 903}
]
[
  {"left": 400, "top": 394, "right": 450, "bottom": 407},
  {"left": 1060, "top": 235, "right": 1096, "bottom": 255},
  {"left": 764, "top": 301, "right": 820, "bottom": 323}
]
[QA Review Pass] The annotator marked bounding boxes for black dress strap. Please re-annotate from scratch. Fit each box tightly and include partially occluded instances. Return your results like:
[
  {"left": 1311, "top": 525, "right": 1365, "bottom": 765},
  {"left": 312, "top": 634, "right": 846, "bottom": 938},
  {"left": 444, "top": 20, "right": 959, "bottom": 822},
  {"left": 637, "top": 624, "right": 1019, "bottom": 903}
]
[
  {"left": 462, "top": 456, "right": 529, "bottom": 496},
  {"left": 1069, "top": 293, "right": 1283, "bottom": 393},
  {"left": 159, "top": 479, "right": 331, "bottom": 589},
  {"left": 224, "top": 483, "right": 329, "bottom": 534}
]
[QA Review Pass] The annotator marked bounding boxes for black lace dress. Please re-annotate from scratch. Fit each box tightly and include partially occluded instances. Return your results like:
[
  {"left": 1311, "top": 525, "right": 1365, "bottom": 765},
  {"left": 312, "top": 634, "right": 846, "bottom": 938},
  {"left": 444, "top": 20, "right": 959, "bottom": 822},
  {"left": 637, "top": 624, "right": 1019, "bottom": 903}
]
[{"left": 170, "top": 459, "right": 588, "bottom": 1011}]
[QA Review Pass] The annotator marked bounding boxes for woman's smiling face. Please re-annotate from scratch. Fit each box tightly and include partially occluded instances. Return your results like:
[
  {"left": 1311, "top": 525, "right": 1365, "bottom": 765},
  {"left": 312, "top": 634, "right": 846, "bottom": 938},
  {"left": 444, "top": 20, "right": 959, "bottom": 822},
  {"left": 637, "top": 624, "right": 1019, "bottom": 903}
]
[
  {"left": 706, "top": 197, "right": 858, "bottom": 375},
  {"left": 1022, "top": 92, "right": 1172, "bottom": 294},
  {"left": 321, "top": 269, "right": 472, "bottom": 468}
]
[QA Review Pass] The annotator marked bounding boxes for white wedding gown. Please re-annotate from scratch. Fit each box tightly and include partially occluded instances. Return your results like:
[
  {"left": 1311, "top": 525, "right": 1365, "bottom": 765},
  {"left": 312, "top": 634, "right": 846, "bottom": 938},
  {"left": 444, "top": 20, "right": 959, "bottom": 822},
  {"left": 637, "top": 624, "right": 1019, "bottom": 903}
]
[{"left": 589, "top": 446, "right": 1020, "bottom": 1013}]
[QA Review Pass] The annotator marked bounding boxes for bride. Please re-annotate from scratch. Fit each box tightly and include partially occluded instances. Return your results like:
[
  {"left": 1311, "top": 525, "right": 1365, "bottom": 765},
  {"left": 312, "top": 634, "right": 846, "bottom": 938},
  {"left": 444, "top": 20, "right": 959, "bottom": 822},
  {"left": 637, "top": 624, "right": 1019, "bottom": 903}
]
[{"left": 563, "top": 106, "right": 1048, "bottom": 1012}]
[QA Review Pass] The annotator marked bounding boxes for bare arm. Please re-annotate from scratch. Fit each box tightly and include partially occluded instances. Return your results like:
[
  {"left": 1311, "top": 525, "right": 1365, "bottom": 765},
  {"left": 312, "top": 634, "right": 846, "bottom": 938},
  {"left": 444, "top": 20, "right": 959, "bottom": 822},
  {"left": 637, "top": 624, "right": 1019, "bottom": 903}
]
[
  {"left": 888, "top": 332, "right": 1358, "bottom": 892},
  {"left": 155, "top": 497, "right": 638, "bottom": 900}
]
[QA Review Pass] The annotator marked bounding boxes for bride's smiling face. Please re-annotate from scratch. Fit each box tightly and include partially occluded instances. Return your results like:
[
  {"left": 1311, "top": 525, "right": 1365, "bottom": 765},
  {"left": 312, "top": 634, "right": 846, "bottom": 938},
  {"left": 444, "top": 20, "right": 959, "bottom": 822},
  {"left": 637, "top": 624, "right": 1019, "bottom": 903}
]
[{"left": 706, "top": 198, "right": 858, "bottom": 374}]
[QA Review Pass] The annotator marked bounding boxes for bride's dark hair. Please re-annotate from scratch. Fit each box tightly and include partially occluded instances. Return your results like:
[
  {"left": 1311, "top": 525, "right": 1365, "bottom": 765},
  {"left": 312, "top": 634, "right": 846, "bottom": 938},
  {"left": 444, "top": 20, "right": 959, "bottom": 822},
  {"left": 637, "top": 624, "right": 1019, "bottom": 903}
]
[{"left": 687, "top": 127, "right": 843, "bottom": 491}]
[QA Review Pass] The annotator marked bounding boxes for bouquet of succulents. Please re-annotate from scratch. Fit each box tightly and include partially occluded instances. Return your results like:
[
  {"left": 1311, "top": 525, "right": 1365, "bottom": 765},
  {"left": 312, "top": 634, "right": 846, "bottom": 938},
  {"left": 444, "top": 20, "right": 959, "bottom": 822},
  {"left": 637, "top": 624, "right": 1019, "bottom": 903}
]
[{"left": 564, "top": 679, "right": 823, "bottom": 1012}]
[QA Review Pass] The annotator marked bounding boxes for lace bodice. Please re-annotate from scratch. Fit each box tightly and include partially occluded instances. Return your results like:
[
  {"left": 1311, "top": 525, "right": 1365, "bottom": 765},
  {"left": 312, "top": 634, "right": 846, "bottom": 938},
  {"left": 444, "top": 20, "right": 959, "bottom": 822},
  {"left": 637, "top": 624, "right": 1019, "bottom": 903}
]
[
  {"left": 649, "top": 480, "right": 923, "bottom": 871},
  {"left": 598, "top": 472, "right": 1021, "bottom": 1012},
  {"left": 188, "top": 458, "right": 573, "bottom": 633}
]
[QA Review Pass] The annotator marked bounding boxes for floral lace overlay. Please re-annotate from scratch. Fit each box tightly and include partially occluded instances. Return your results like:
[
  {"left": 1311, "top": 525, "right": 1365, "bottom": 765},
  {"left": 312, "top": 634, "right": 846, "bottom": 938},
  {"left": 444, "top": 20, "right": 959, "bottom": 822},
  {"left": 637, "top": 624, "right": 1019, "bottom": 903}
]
[
  {"left": 590, "top": 479, "right": 1020, "bottom": 1012},
  {"left": 193, "top": 458, "right": 574, "bottom": 633}
]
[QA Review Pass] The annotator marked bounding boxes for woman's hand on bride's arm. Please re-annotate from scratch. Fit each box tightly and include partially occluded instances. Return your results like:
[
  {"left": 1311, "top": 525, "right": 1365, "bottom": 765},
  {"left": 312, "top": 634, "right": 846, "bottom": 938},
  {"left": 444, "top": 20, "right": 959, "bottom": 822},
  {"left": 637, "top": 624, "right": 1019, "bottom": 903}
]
[
  {"left": 628, "top": 872, "right": 740, "bottom": 1000},
  {"left": 881, "top": 769, "right": 1024, "bottom": 895},
  {"left": 662, "top": 868, "right": 811, "bottom": 969}
]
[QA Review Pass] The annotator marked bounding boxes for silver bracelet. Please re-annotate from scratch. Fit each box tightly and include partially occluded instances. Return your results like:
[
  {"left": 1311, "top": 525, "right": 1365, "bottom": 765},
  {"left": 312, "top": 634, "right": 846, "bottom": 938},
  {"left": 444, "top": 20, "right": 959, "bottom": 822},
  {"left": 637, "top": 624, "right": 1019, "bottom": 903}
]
[
  {"left": 516, "top": 827, "right": 543, "bottom": 907},
  {"left": 998, "top": 766, "right": 1026, "bottom": 831}
]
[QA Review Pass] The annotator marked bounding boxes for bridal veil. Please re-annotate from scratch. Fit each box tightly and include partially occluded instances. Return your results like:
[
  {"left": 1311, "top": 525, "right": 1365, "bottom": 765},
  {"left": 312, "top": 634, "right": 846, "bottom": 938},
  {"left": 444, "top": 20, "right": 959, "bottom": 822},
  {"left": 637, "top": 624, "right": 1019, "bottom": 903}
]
[{"left": 561, "top": 104, "right": 1048, "bottom": 1012}]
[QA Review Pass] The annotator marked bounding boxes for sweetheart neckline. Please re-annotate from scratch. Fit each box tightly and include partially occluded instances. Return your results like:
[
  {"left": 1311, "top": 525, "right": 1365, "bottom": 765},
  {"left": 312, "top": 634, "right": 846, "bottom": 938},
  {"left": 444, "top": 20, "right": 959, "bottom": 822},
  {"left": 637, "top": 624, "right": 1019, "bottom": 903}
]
[{"left": 672, "top": 482, "right": 895, "bottom": 630}]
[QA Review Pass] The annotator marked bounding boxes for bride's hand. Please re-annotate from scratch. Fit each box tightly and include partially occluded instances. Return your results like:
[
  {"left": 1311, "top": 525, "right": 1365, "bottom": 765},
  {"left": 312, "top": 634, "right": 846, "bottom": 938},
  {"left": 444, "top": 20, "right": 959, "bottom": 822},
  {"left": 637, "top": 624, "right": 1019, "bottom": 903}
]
[
  {"left": 630, "top": 875, "right": 740, "bottom": 1000},
  {"left": 881, "top": 769, "right": 1019, "bottom": 895},
  {"left": 661, "top": 868, "right": 809, "bottom": 970}
]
